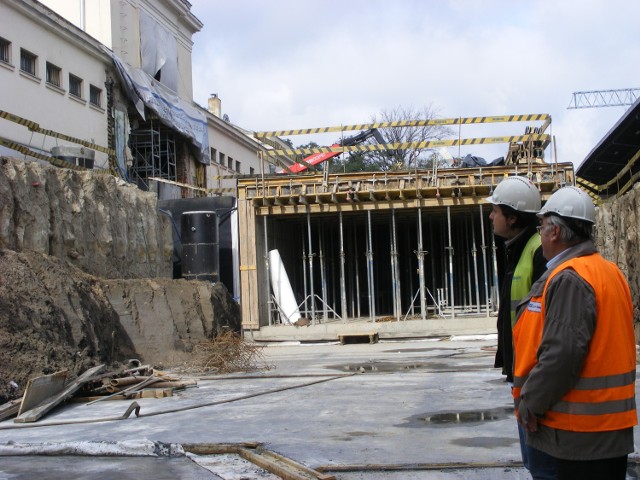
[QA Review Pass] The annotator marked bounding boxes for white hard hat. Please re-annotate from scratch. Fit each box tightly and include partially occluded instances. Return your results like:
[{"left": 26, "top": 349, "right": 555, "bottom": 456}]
[
  {"left": 537, "top": 186, "right": 596, "bottom": 223},
  {"left": 485, "top": 176, "right": 541, "bottom": 213}
]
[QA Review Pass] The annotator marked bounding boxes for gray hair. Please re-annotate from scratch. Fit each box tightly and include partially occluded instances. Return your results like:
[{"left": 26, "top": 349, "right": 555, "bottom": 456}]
[{"left": 544, "top": 214, "right": 593, "bottom": 243}]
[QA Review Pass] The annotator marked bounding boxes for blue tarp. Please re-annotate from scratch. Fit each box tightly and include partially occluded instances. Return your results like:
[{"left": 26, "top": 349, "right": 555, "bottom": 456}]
[{"left": 111, "top": 54, "right": 210, "bottom": 165}]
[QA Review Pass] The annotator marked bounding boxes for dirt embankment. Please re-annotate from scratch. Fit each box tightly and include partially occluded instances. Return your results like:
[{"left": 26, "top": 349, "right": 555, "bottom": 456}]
[
  {"left": 0, "top": 157, "right": 242, "bottom": 405},
  {"left": 0, "top": 249, "right": 137, "bottom": 404}
]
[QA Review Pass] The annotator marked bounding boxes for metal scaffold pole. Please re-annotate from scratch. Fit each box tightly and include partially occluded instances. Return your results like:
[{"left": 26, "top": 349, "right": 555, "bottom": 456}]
[
  {"left": 366, "top": 211, "right": 376, "bottom": 322},
  {"left": 391, "top": 209, "right": 402, "bottom": 321},
  {"left": 319, "top": 226, "right": 328, "bottom": 322},
  {"left": 263, "top": 216, "right": 272, "bottom": 325},
  {"left": 479, "top": 205, "right": 490, "bottom": 315},
  {"left": 301, "top": 238, "right": 308, "bottom": 319},
  {"left": 490, "top": 229, "right": 500, "bottom": 315},
  {"left": 352, "top": 224, "right": 361, "bottom": 319},
  {"left": 471, "top": 215, "right": 481, "bottom": 314},
  {"left": 417, "top": 207, "right": 427, "bottom": 321},
  {"left": 306, "top": 212, "right": 316, "bottom": 324},
  {"left": 339, "top": 212, "right": 348, "bottom": 322},
  {"left": 446, "top": 206, "right": 455, "bottom": 320}
]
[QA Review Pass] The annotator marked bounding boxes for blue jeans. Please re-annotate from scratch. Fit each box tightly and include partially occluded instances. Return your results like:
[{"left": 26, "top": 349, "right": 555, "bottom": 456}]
[{"left": 518, "top": 423, "right": 558, "bottom": 479}]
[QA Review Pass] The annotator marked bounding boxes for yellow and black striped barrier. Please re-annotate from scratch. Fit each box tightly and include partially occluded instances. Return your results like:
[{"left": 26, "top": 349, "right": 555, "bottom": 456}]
[
  {"left": 261, "top": 134, "right": 550, "bottom": 157},
  {"left": 0, "top": 136, "right": 113, "bottom": 174},
  {"left": 254, "top": 114, "right": 551, "bottom": 138},
  {"left": 0, "top": 110, "right": 115, "bottom": 156}
]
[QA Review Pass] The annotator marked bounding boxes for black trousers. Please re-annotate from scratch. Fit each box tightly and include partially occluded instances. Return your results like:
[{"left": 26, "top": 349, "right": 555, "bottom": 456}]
[{"left": 556, "top": 455, "right": 628, "bottom": 480}]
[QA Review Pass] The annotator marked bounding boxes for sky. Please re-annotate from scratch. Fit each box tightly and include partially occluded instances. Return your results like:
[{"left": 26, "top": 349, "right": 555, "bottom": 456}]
[{"left": 189, "top": 0, "right": 640, "bottom": 169}]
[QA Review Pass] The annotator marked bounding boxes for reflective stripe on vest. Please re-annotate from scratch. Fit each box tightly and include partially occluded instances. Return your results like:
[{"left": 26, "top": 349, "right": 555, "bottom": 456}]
[
  {"left": 509, "top": 233, "right": 541, "bottom": 327},
  {"left": 512, "top": 253, "right": 637, "bottom": 432}
]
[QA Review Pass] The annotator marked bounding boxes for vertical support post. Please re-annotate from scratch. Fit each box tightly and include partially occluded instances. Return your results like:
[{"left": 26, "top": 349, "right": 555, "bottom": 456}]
[
  {"left": 353, "top": 224, "right": 361, "bottom": 319},
  {"left": 366, "top": 211, "right": 376, "bottom": 322},
  {"left": 446, "top": 206, "right": 455, "bottom": 320},
  {"left": 465, "top": 218, "right": 473, "bottom": 309},
  {"left": 490, "top": 228, "right": 500, "bottom": 315},
  {"left": 319, "top": 226, "right": 328, "bottom": 322},
  {"left": 391, "top": 209, "right": 402, "bottom": 321},
  {"left": 416, "top": 207, "right": 427, "bottom": 321},
  {"left": 479, "top": 205, "right": 490, "bottom": 315},
  {"left": 471, "top": 215, "right": 481, "bottom": 314},
  {"left": 263, "top": 216, "right": 272, "bottom": 326},
  {"left": 339, "top": 212, "right": 348, "bottom": 322},
  {"left": 302, "top": 237, "right": 308, "bottom": 319},
  {"left": 307, "top": 212, "right": 316, "bottom": 324}
]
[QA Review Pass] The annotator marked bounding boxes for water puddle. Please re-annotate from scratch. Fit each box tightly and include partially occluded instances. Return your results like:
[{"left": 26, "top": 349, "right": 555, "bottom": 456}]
[{"left": 401, "top": 406, "right": 513, "bottom": 428}]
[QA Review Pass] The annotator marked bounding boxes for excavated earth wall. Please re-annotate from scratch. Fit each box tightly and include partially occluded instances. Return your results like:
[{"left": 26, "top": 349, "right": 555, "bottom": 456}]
[
  {"left": 0, "top": 158, "right": 240, "bottom": 404},
  {"left": 595, "top": 183, "right": 640, "bottom": 335}
]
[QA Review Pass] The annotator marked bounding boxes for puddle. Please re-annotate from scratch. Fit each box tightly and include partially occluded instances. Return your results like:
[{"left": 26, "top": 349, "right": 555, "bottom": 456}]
[{"left": 401, "top": 406, "right": 513, "bottom": 428}]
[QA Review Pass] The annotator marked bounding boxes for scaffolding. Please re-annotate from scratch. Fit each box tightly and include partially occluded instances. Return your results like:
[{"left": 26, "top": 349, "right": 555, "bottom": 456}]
[
  {"left": 129, "top": 117, "right": 177, "bottom": 190},
  {"left": 238, "top": 162, "right": 575, "bottom": 331}
]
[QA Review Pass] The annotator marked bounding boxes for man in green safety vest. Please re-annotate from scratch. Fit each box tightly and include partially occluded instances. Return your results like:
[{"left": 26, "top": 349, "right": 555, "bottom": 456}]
[{"left": 487, "top": 176, "right": 556, "bottom": 479}]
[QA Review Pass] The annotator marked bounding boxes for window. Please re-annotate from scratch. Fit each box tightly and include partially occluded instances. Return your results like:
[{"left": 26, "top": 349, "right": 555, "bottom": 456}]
[
  {"left": 0, "top": 37, "right": 10, "bottom": 64},
  {"left": 210, "top": 147, "right": 217, "bottom": 164},
  {"left": 219, "top": 153, "right": 226, "bottom": 165},
  {"left": 69, "top": 74, "right": 82, "bottom": 98},
  {"left": 46, "top": 62, "right": 61, "bottom": 87},
  {"left": 20, "top": 48, "right": 36, "bottom": 76},
  {"left": 235, "top": 160, "right": 240, "bottom": 173},
  {"left": 249, "top": 167, "right": 255, "bottom": 175},
  {"left": 89, "top": 84, "right": 102, "bottom": 107},
  {"left": 227, "top": 156, "right": 233, "bottom": 170}
]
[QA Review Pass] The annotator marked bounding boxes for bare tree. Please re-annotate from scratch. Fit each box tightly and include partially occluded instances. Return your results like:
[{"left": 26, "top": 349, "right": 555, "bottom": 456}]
[{"left": 363, "top": 105, "right": 453, "bottom": 171}]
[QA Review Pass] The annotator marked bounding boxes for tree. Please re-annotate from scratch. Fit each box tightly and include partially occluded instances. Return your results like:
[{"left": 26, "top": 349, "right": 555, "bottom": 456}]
[{"left": 360, "top": 105, "right": 453, "bottom": 171}]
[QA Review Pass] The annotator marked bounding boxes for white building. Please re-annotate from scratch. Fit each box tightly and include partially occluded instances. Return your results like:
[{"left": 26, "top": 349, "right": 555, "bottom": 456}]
[{"left": 1, "top": 0, "right": 286, "bottom": 197}]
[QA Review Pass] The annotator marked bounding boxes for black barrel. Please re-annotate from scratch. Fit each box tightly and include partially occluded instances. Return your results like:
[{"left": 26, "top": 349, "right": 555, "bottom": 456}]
[{"left": 181, "top": 211, "right": 219, "bottom": 282}]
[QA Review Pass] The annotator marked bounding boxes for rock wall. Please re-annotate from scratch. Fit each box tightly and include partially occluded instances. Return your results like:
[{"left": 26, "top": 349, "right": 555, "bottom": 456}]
[
  {"left": 595, "top": 183, "right": 640, "bottom": 330},
  {"left": 0, "top": 157, "right": 173, "bottom": 279}
]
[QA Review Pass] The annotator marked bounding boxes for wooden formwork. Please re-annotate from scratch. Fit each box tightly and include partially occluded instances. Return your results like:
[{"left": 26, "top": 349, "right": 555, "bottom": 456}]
[{"left": 237, "top": 162, "right": 575, "bottom": 333}]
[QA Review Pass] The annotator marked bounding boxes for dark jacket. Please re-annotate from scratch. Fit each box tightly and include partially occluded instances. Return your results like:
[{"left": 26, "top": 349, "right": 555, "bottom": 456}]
[{"left": 493, "top": 225, "right": 546, "bottom": 382}]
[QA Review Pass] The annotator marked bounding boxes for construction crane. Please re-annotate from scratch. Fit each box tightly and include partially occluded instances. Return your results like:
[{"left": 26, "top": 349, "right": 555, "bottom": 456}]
[
  {"left": 277, "top": 128, "right": 387, "bottom": 174},
  {"left": 567, "top": 88, "right": 640, "bottom": 109}
]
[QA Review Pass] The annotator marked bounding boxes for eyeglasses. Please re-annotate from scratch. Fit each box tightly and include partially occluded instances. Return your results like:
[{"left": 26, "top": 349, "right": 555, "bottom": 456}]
[{"left": 536, "top": 224, "right": 551, "bottom": 235}]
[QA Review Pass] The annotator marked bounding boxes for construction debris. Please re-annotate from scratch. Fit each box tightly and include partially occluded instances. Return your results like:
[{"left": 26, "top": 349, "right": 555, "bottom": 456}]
[
  {"left": 0, "top": 363, "right": 197, "bottom": 423},
  {"left": 177, "top": 330, "right": 272, "bottom": 375}
]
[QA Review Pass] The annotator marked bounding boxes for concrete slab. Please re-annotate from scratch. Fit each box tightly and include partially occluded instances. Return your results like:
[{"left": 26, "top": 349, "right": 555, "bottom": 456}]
[{"left": 1, "top": 336, "right": 639, "bottom": 479}]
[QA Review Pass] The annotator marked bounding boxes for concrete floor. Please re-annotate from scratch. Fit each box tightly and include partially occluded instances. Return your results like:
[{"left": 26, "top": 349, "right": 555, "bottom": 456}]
[{"left": 1, "top": 335, "right": 639, "bottom": 479}]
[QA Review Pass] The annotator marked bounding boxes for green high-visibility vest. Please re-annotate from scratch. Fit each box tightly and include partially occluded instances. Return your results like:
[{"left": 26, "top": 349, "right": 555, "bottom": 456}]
[{"left": 510, "top": 233, "right": 541, "bottom": 327}]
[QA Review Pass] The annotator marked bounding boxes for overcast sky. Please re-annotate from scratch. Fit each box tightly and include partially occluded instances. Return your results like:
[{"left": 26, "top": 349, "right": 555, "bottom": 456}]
[{"left": 189, "top": 1, "right": 639, "bottom": 168}]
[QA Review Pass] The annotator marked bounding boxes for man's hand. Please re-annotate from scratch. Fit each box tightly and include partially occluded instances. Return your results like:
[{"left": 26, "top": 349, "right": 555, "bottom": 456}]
[{"left": 517, "top": 400, "right": 539, "bottom": 433}]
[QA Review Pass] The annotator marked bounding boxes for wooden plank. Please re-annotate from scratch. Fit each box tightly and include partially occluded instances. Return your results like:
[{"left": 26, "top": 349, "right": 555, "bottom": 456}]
[
  {"left": 0, "top": 398, "right": 22, "bottom": 421},
  {"left": 14, "top": 364, "right": 105, "bottom": 423},
  {"left": 18, "top": 370, "right": 69, "bottom": 415},
  {"left": 68, "top": 388, "right": 174, "bottom": 403},
  {"left": 338, "top": 332, "right": 379, "bottom": 345}
]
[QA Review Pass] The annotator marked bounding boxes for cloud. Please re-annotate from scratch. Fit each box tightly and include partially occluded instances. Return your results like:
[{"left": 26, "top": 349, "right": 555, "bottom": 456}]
[{"left": 190, "top": 0, "right": 640, "bottom": 166}]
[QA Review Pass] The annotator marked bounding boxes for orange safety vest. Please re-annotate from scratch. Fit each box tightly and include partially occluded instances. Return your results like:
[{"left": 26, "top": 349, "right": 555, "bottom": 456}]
[{"left": 513, "top": 253, "right": 637, "bottom": 432}]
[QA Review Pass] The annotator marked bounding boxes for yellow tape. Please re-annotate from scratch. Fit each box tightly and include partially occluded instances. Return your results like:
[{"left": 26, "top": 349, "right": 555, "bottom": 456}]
[
  {"left": 262, "top": 134, "right": 550, "bottom": 157},
  {"left": 254, "top": 114, "right": 550, "bottom": 138},
  {"left": 0, "top": 110, "right": 115, "bottom": 155}
]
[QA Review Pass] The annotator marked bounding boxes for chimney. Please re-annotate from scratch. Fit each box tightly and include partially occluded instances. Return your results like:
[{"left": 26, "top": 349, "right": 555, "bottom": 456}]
[{"left": 208, "top": 94, "right": 221, "bottom": 117}]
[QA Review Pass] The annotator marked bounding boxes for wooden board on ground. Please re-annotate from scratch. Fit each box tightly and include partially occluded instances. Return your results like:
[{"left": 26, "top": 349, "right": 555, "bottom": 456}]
[
  {"left": 18, "top": 370, "right": 69, "bottom": 415},
  {"left": 68, "top": 388, "right": 174, "bottom": 403},
  {"left": 0, "top": 398, "right": 22, "bottom": 421},
  {"left": 338, "top": 332, "right": 379, "bottom": 345},
  {"left": 14, "top": 364, "right": 105, "bottom": 423}
]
